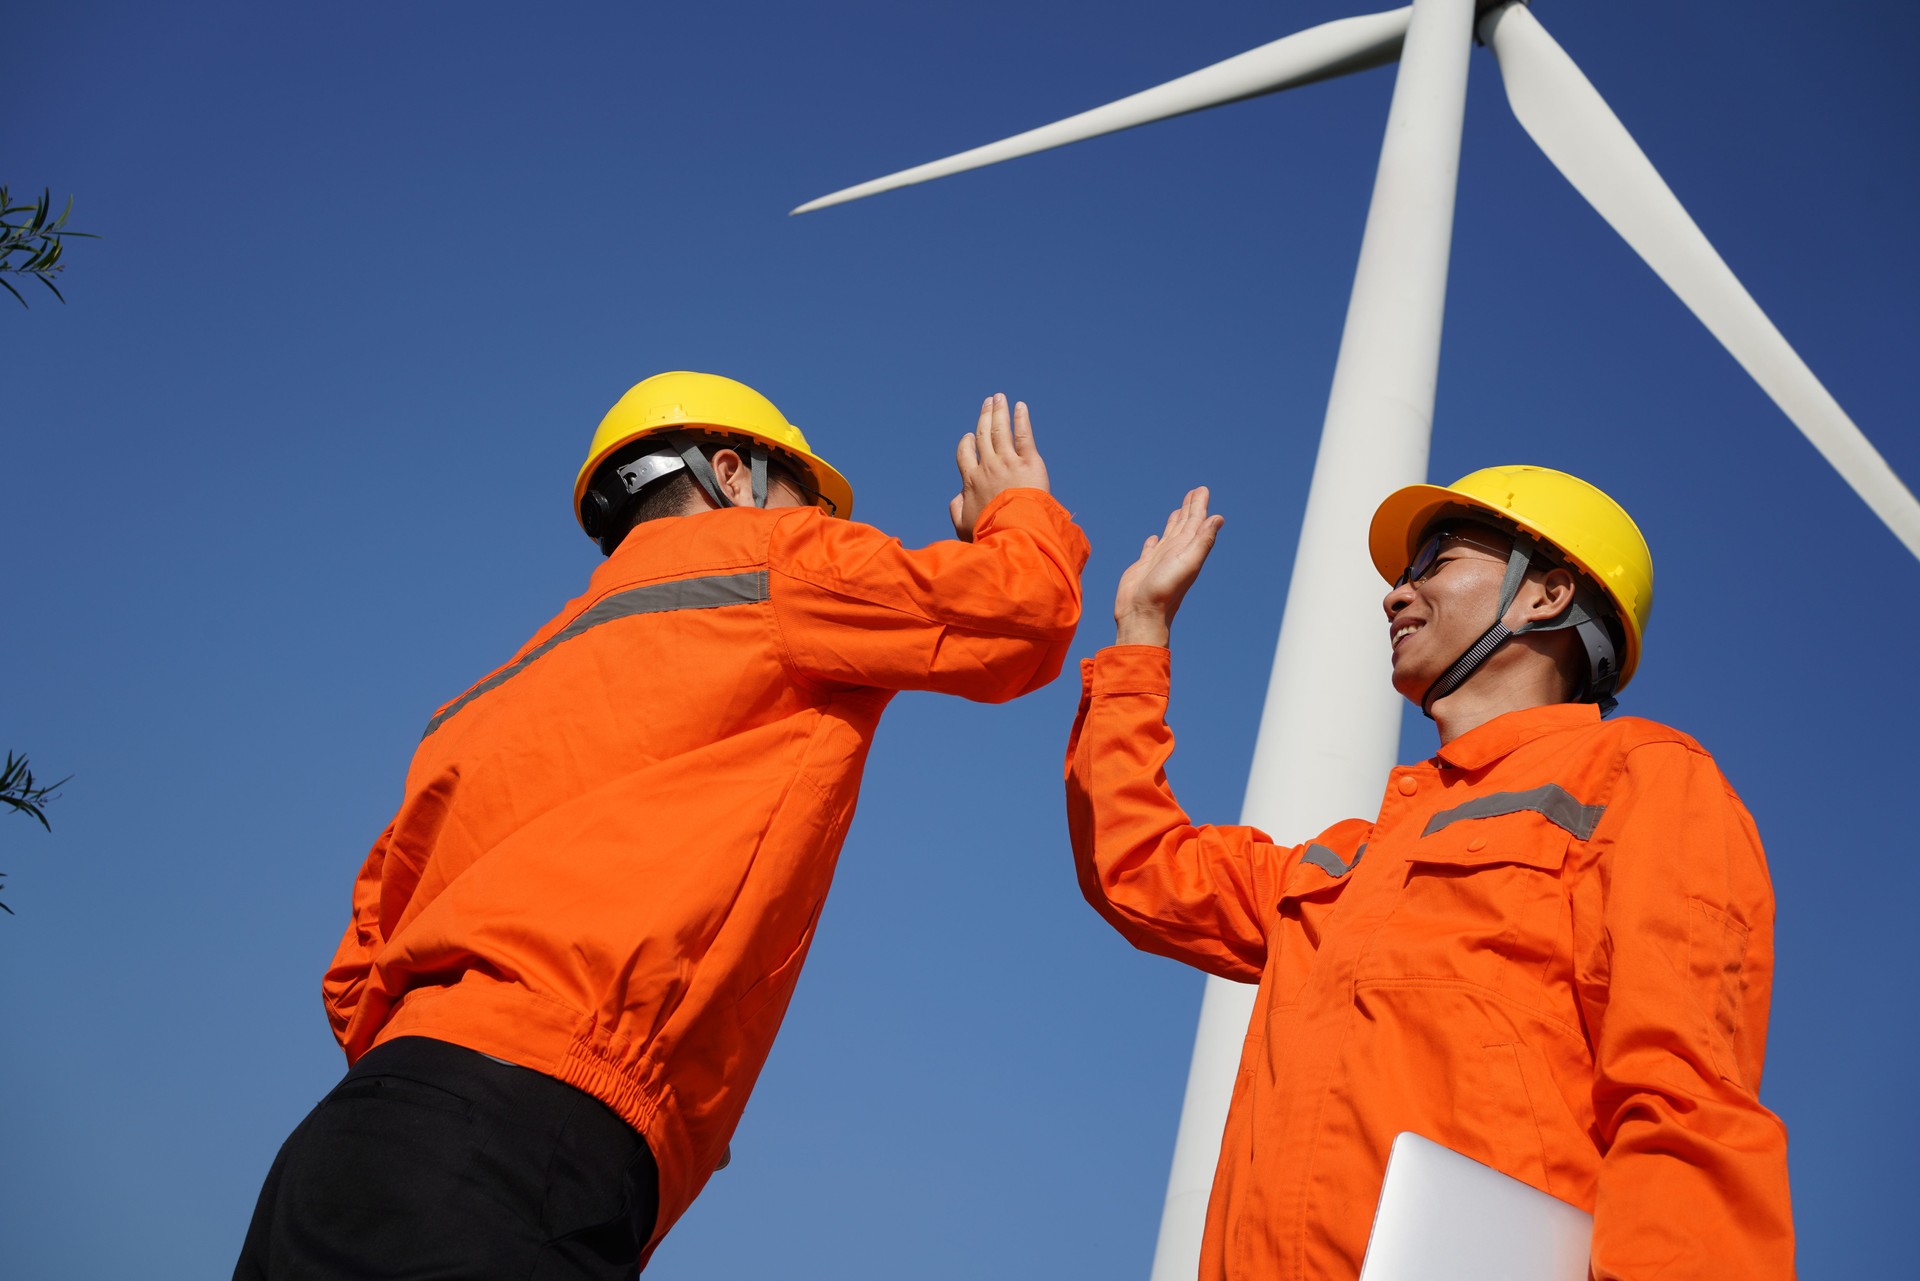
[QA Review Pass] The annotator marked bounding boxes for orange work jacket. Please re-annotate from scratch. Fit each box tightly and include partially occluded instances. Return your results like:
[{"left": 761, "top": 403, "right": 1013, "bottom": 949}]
[
  {"left": 1065, "top": 646, "right": 1793, "bottom": 1281},
  {"left": 323, "top": 489, "right": 1087, "bottom": 1257}
]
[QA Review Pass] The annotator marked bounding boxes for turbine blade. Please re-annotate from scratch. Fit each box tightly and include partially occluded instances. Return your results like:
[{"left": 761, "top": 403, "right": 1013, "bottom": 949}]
[
  {"left": 1481, "top": 2, "right": 1920, "bottom": 559},
  {"left": 792, "top": 7, "right": 1412, "bottom": 215}
]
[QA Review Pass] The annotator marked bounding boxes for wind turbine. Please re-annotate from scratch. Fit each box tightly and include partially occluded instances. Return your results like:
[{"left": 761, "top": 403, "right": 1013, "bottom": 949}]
[{"left": 794, "top": 1, "right": 1920, "bottom": 1277}]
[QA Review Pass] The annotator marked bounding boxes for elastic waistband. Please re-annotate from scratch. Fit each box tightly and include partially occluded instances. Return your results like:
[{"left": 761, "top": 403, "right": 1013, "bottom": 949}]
[{"left": 349, "top": 1036, "right": 633, "bottom": 1141}]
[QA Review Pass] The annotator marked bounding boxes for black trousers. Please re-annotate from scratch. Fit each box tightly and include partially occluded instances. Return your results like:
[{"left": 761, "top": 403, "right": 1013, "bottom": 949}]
[{"left": 234, "top": 1037, "right": 659, "bottom": 1280}]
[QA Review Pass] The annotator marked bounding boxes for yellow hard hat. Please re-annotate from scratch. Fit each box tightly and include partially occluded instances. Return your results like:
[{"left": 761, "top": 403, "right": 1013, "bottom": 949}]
[
  {"left": 573, "top": 371, "right": 854, "bottom": 531},
  {"left": 1369, "top": 465, "right": 1654, "bottom": 692}
]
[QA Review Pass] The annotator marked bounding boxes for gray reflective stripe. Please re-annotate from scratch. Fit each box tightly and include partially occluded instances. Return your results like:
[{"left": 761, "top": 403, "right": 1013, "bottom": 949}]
[
  {"left": 1300, "top": 842, "right": 1366, "bottom": 878},
  {"left": 421, "top": 570, "right": 770, "bottom": 739},
  {"left": 1422, "top": 783, "right": 1605, "bottom": 840}
]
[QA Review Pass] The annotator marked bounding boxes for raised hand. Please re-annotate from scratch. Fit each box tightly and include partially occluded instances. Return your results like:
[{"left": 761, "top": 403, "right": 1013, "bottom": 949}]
[
  {"left": 949, "top": 392, "right": 1051, "bottom": 541},
  {"left": 1114, "top": 487, "right": 1225, "bottom": 647}
]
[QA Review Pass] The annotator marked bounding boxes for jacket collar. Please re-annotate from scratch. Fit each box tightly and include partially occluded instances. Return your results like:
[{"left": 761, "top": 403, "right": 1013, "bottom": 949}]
[{"left": 1435, "top": 701, "right": 1600, "bottom": 772}]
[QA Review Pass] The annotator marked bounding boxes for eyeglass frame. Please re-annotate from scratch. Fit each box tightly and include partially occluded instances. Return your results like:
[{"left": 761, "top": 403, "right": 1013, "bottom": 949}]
[{"left": 1393, "top": 522, "right": 1516, "bottom": 588}]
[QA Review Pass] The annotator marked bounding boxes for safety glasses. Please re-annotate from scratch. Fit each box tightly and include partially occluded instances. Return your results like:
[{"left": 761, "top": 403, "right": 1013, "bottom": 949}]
[
  {"left": 1394, "top": 525, "right": 1511, "bottom": 587},
  {"left": 1394, "top": 531, "right": 1447, "bottom": 588}
]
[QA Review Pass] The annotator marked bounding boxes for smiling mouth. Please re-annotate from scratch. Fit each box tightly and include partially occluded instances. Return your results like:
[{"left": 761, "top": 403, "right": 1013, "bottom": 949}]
[{"left": 1391, "top": 622, "right": 1423, "bottom": 649}]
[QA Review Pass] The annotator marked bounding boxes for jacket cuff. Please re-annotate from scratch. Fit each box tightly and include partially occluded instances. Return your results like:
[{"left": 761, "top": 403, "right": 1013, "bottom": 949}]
[
  {"left": 1089, "top": 645, "right": 1172, "bottom": 696},
  {"left": 975, "top": 489, "right": 1093, "bottom": 570}
]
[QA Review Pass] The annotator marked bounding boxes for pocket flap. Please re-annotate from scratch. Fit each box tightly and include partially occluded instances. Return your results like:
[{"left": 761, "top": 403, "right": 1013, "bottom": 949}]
[
  {"left": 1280, "top": 842, "right": 1366, "bottom": 901},
  {"left": 1407, "top": 809, "right": 1572, "bottom": 873}
]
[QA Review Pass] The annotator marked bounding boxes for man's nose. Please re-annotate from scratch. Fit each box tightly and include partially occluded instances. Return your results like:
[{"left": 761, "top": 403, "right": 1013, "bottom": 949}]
[{"left": 1383, "top": 582, "right": 1414, "bottom": 617}]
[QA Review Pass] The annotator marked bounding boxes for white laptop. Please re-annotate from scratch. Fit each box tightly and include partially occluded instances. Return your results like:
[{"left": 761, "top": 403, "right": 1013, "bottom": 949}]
[{"left": 1357, "top": 1132, "right": 1594, "bottom": 1281}]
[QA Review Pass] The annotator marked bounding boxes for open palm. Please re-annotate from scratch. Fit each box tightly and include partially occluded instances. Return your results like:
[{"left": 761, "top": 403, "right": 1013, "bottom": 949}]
[{"left": 1115, "top": 487, "right": 1224, "bottom": 646}]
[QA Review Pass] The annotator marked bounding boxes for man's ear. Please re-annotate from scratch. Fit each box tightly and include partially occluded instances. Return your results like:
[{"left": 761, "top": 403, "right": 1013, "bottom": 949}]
[
  {"left": 707, "top": 449, "right": 752, "bottom": 506},
  {"left": 1511, "top": 566, "right": 1577, "bottom": 627}
]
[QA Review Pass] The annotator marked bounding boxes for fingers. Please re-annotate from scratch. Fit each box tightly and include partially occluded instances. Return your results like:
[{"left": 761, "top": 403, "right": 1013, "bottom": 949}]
[
  {"left": 1183, "top": 510, "right": 1225, "bottom": 569},
  {"left": 961, "top": 392, "right": 1012, "bottom": 477},
  {"left": 971, "top": 392, "right": 1010, "bottom": 468},
  {"left": 1172, "top": 487, "right": 1212, "bottom": 540},
  {"left": 970, "top": 392, "right": 1047, "bottom": 473},
  {"left": 1182, "top": 486, "right": 1209, "bottom": 526},
  {"left": 1161, "top": 488, "right": 1208, "bottom": 540},
  {"left": 1011, "top": 400, "right": 1035, "bottom": 457},
  {"left": 955, "top": 428, "right": 980, "bottom": 477},
  {"left": 949, "top": 493, "right": 967, "bottom": 540},
  {"left": 1161, "top": 503, "right": 1185, "bottom": 542},
  {"left": 1139, "top": 489, "right": 1221, "bottom": 563}
]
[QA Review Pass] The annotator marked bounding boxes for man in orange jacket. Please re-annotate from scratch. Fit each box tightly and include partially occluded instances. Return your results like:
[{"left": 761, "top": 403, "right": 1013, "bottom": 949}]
[
  {"left": 235, "top": 373, "right": 1088, "bottom": 1279},
  {"left": 1066, "top": 470, "right": 1792, "bottom": 1280}
]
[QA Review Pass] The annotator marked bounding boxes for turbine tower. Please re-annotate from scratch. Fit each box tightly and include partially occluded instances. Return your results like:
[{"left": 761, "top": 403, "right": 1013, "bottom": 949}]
[{"left": 794, "top": 2, "right": 1920, "bottom": 1277}]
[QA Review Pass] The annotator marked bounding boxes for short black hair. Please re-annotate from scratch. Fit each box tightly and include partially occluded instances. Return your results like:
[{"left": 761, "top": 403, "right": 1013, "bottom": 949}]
[
  {"left": 600, "top": 447, "right": 810, "bottom": 554},
  {"left": 628, "top": 470, "right": 699, "bottom": 527}
]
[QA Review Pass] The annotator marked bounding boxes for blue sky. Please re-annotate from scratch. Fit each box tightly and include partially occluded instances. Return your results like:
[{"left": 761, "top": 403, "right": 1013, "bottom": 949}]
[{"left": 4, "top": 2, "right": 1915, "bottom": 1276}]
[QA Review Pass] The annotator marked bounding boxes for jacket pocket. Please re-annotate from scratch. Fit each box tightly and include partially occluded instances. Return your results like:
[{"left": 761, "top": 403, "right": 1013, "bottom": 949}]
[
  {"left": 1371, "top": 812, "right": 1575, "bottom": 1003},
  {"left": 734, "top": 897, "right": 824, "bottom": 1027},
  {"left": 1687, "top": 897, "right": 1751, "bottom": 1085},
  {"left": 1408, "top": 809, "right": 1573, "bottom": 874}
]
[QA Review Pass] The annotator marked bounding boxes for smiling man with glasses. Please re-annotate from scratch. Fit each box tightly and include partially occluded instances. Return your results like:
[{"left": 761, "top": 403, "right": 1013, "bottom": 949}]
[{"left": 1065, "top": 466, "right": 1793, "bottom": 1281}]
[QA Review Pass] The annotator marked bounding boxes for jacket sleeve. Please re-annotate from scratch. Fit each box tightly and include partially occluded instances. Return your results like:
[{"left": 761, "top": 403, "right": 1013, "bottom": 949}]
[
  {"left": 1063, "top": 645, "right": 1284, "bottom": 982},
  {"left": 320, "top": 821, "right": 395, "bottom": 1061},
  {"left": 1575, "top": 740, "right": 1795, "bottom": 1279},
  {"left": 767, "top": 488, "right": 1089, "bottom": 702}
]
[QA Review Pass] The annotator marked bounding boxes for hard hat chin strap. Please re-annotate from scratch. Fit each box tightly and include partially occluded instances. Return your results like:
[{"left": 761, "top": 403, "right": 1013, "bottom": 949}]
[
  {"left": 676, "top": 438, "right": 771, "bottom": 510},
  {"left": 1420, "top": 541, "right": 1534, "bottom": 718},
  {"left": 585, "top": 436, "right": 778, "bottom": 558},
  {"left": 1420, "top": 534, "right": 1621, "bottom": 719}
]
